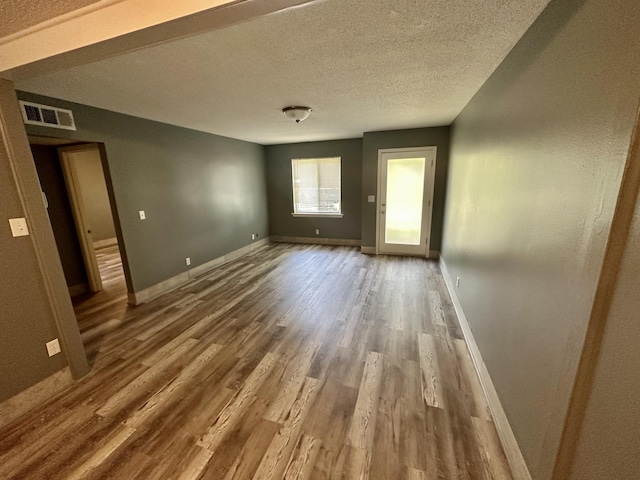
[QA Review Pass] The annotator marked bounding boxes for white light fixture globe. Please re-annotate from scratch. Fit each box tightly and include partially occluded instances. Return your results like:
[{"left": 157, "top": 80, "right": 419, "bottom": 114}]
[{"left": 282, "top": 106, "right": 312, "bottom": 123}]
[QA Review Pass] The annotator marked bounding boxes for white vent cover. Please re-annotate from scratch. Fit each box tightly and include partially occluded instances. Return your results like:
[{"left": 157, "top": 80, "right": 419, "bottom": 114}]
[{"left": 19, "top": 101, "right": 76, "bottom": 131}]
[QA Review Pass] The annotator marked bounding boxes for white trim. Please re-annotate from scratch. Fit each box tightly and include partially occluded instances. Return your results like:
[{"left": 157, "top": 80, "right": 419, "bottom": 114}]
[
  {"left": 0, "top": 367, "right": 73, "bottom": 429},
  {"left": 439, "top": 256, "right": 532, "bottom": 480},
  {"left": 291, "top": 213, "right": 344, "bottom": 218},
  {"left": 376, "top": 146, "right": 437, "bottom": 257},
  {"left": 128, "top": 237, "right": 271, "bottom": 305},
  {"left": 271, "top": 236, "right": 360, "bottom": 246}
]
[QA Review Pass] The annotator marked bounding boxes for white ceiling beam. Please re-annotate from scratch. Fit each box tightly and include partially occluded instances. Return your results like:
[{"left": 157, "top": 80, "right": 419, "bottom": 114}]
[
  {"left": 0, "top": 1, "right": 238, "bottom": 73},
  {"left": 0, "top": 0, "right": 320, "bottom": 81}
]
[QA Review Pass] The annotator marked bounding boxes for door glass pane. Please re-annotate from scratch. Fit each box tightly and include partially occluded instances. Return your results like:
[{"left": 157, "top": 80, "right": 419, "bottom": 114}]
[{"left": 385, "top": 157, "right": 425, "bottom": 245}]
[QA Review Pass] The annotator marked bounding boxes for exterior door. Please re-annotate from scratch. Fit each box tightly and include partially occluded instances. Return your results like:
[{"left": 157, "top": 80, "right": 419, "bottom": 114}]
[{"left": 377, "top": 147, "right": 436, "bottom": 256}]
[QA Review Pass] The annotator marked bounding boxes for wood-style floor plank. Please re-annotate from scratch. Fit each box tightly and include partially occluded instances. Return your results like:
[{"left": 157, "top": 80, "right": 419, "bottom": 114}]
[
  {"left": 348, "top": 351, "right": 384, "bottom": 450},
  {"left": 0, "top": 243, "right": 513, "bottom": 479}
]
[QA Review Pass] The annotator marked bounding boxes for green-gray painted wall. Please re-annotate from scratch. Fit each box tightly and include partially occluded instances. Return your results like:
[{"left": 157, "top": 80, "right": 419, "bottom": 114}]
[
  {"left": 18, "top": 91, "right": 269, "bottom": 293},
  {"left": 441, "top": 0, "right": 640, "bottom": 478},
  {"left": 361, "top": 127, "right": 450, "bottom": 251},
  {"left": 266, "top": 139, "right": 362, "bottom": 240}
]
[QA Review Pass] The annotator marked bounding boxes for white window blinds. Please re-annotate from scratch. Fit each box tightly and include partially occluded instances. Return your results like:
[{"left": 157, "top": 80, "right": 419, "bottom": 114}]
[{"left": 291, "top": 157, "right": 341, "bottom": 214}]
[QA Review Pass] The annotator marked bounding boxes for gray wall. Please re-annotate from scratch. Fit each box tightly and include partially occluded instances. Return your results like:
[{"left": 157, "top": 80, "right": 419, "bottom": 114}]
[
  {"left": 441, "top": 0, "right": 640, "bottom": 478},
  {"left": 266, "top": 139, "right": 362, "bottom": 240},
  {"left": 569, "top": 189, "right": 640, "bottom": 479},
  {"left": 361, "top": 127, "right": 450, "bottom": 251},
  {"left": 72, "top": 147, "right": 116, "bottom": 242},
  {"left": 18, "top": 91, "right": 269, "bottom": 293},
  {"left": 30, "top": 144, "right": 87, "bottom": 288},
  {"left": 0, "top": 84, "right": 70, "bottom": 403}
]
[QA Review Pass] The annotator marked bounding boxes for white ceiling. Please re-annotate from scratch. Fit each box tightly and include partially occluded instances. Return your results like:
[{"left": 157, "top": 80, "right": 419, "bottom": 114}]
[{"left": 15, "top": 0, "right": 551, "bottom": 145}]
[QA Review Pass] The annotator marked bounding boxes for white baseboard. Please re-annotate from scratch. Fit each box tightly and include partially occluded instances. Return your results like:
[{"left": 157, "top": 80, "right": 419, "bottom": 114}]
[
  {"left": 128, "top": 237, "right": 271, "bottom": 305},
  {"left": 0, "top": 367, "right": 73, "bottom": 429},
  {"left": 93, "top": 237, "right": 118, "bottom": 249},
  {"left": 439, "top": 256, "right": 532, "bottom": 480},
  {"left": 359, "top": 247, "right": 439, "bottom": 258},
  {"left": 68, "top": 283, "right": 89, "bottom": 297},
  {"left": 271, "top": 235, "right": 361, "bottom": 247}
]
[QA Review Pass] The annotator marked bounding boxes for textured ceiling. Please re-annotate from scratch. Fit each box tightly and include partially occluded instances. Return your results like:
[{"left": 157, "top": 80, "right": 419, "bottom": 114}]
[
  {"left": 0, "top": 0, "right": 106, "bottom": 38},
  {"left": 15, "top": 0, "right": 551, "bottom": 144}
]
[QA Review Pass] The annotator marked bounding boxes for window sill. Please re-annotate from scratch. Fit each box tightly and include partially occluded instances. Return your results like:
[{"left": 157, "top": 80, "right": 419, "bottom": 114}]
[{"left": 291, "top": 213, "right": 344, "bottom": 218}]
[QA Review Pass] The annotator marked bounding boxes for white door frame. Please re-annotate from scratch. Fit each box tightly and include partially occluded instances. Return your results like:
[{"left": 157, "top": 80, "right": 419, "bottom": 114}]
[
  {"left": 58, "top": 144, "right": 104, "bottom": 293},
  {"left": 375, "top": 146, "right": 437, "bottom": 257}
]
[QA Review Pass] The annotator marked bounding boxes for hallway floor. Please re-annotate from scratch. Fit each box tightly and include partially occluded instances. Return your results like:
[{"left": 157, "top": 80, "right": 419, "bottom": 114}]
[
  {"left": 0, "top": 244, "right": 511, "bottom": 479},
  {"left": 72, "top": 244, "right": 128, "bottom": 363}
]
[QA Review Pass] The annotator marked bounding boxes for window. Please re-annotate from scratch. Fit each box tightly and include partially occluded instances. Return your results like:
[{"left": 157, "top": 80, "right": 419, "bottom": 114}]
[{"left": 291, "top": 157, "right": 342, "bottom": 216}]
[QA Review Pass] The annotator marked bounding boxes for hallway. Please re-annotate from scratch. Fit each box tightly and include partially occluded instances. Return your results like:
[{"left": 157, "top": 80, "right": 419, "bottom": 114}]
[{"left": 72, "top": 244, "right": 128, "bottom": 363}]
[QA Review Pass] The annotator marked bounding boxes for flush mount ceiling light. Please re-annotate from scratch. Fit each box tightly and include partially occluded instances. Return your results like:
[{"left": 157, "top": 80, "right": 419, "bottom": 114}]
[{"left": 282, "top": 106, "right": 312, "bottom": 123}]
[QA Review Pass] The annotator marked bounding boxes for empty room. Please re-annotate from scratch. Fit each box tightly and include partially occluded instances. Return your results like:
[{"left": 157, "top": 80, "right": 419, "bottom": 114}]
[{"left": 1, "top": 0, "right": 639, "bottom": 479}]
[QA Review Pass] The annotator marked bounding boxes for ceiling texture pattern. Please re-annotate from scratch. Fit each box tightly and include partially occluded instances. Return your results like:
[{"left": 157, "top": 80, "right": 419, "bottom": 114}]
[
  {"left": 15, "top": 0, "right": 551, "bottom": 144},
  {"left": 0, "top": 0, "right": 105, "bottom": 38}
]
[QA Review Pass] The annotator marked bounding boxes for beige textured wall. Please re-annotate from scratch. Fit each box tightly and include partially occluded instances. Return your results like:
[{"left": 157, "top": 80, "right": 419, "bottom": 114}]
[
  {"left": 568, "top": 180, "right": 640, "bottom": 478},
  {"left": 441, "top": 0, "right": 640, "bottom": 478}
]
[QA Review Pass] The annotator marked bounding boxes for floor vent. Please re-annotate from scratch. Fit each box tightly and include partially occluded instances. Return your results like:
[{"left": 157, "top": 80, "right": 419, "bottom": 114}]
[{"left": 19, "top": 101, "right": 76, "bottom": 131}]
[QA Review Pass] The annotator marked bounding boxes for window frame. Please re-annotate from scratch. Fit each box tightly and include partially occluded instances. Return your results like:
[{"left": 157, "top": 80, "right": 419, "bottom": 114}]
[{"left": 290, "top": 156, "right": 344, "bottom": 218}]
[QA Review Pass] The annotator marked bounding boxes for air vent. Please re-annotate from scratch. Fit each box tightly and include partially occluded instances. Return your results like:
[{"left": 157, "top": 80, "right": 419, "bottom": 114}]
[{"left": 19, "top": 101, "right": 76, "bottom": 131}]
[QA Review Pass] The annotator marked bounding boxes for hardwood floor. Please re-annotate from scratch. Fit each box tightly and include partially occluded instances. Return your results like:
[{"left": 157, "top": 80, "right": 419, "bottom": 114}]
[
  {"left": 73, "top": 245, "right": 128, "bottom": 360},
  {"left": 0, "top": 243, "right": 512, "bottom": 479}
]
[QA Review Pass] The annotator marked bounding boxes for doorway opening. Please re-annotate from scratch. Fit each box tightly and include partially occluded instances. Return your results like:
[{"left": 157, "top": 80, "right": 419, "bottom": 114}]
[
  {"left": 376, "top": 146, "right": 437, "bottom": 257},
  {"left": 29, "top": 136, "right": 128, "bottom": 361}
]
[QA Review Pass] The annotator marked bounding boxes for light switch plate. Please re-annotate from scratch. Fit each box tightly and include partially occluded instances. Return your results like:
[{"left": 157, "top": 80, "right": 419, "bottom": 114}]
[
  {"left": 139, "top": 210, "right": 146, "bottom": 220},
  {"left": 367, "top": 195, "right": 375, "bottom": 203},
  {"left": 9, "top": 218, "right": 29, "bottom": 237},
  {"left": 46, "top": 338, "right": 61, "bottom": 357}
]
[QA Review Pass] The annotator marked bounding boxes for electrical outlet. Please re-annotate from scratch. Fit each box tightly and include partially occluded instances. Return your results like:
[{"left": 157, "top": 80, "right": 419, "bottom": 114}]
[
  {"left": 456, "top": 276, "right": 460, "bottom": 287},
  {"left": 251, "top": 233, "right": 256, "bottom": 240},
  {"left": 9, "top": 218, "right": 29, "bottom": 237},
  {"left": 138, "top": 210, "right": 146, "bottom": 220},
  {"left": 367, "top": 195, "right": 375, "bottom": 203},
  {"left": 315, "top": 229, "right": 320, "bottom": 235},
  {"left": 186, "top": 257, "right": 191, "bottom": 266},
  {"left": 46, "top": 338, "right": 61, "bottom": 357}
]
